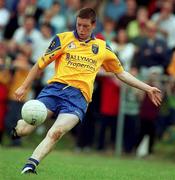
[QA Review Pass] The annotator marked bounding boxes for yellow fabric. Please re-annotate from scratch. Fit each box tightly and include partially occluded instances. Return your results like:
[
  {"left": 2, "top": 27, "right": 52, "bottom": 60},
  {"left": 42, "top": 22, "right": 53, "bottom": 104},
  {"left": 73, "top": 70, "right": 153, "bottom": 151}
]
[
  {"left": 167, "top": 52, "right": 175, "bottom": 77},
  {"left": 0, "top": 69, "right": 11, "bottom": 85},
  {"left": 38, "top": 31, "right": 124, "bottom": 102},
  {"left": 8, "top": 70, "right": 29, "bottom": 101}
]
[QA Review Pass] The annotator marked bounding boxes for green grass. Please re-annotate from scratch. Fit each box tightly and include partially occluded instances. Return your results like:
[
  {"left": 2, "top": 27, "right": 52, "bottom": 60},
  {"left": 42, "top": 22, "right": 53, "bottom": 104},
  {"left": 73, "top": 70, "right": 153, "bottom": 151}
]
[{"left": 0, "top": 147, "right": 175, "bottom": 180}]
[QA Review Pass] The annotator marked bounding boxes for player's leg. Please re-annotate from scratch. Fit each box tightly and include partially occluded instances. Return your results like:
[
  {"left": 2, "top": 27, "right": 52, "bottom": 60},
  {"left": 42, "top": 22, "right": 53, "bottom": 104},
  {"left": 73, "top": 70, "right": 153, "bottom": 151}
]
[
  {"left": 12, "top": 109, "right": 54, "bottom": 138},
  {"left": 21, "top": 113, "right": 79, "bottom": 174},
  {"left": 31, "top": 113, "right": 79, "bottom": 160}
]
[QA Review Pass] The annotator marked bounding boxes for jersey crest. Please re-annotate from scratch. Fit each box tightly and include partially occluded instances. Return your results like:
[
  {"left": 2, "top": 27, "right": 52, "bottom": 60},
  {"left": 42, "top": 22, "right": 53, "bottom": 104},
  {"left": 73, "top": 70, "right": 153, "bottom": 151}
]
[
  {"left": 68, "top": 42, "right": 76, "bottom": 49},
  {"left": 92, "top": 44, "right": 99, "bottom": 54}
]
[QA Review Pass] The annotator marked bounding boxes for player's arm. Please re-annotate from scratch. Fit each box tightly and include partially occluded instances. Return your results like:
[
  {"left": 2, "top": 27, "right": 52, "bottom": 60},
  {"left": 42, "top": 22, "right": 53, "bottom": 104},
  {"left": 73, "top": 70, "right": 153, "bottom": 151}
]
[
  {"left": 15, "top": 35, "right": 63, "bottom": 101},
  {"left": 37, "top": 35, "right": 62, "bottom": 69},
  {"left": 103, "top": 44, "right": 162, "bottom": 106},
  {"left": 115, "top": 71, "right": 162, "bottom": 106},
  {"left": 15, "top": 63, "right": 42, "bottom": 101}
]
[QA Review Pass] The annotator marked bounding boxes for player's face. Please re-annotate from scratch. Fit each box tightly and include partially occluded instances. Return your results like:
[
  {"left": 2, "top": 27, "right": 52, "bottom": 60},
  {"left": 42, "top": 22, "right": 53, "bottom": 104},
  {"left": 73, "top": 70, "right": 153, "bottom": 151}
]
[{"left": 76, "top": 17, "right": 95, "bottom": 41}]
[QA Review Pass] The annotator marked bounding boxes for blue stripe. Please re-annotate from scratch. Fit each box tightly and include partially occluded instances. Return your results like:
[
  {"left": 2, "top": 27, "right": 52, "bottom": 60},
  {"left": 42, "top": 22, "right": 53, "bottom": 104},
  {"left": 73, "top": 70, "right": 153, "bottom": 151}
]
[
  {"left": 73, "top": 30, "right": 95, "bottom": 42},
  {"left": 28, "top": 158, "right": 39, "bottom": 166},
  {"left": 106, "top": 43, "right": 120, "bottom": 59},
  {"left": 106, "top": 43, "right": 113, "bottom": 52},
  {"left": 46, "top": 36, "right": 61, "bottom": 54}
]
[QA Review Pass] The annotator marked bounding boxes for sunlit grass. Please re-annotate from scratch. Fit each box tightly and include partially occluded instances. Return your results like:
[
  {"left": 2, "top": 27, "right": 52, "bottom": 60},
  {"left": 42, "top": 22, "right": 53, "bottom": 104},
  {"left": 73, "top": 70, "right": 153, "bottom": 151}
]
[{"left": 0, "top": 147, "right": 175, "bottom": 180}]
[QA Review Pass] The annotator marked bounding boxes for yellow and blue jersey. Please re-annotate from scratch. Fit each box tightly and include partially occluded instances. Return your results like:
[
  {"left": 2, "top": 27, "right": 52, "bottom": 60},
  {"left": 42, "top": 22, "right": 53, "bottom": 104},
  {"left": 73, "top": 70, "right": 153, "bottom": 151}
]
[{"left": 37, "top": 30, "right": 124, "bottom": 102}]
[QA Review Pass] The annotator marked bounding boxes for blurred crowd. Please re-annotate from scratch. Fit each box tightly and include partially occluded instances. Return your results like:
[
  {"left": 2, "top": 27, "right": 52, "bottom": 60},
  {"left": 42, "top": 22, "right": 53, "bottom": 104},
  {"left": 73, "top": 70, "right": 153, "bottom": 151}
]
[{"left": 1, "top": 0, "right": 175, "bottom": 156}]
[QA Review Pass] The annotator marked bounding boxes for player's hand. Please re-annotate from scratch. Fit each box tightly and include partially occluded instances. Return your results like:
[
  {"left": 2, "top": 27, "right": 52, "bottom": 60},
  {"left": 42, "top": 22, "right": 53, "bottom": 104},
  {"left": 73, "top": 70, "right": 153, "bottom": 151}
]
[
  {"left": 147, "top": 87, "right": 162, "bottom": 106},
  {"left": 15, "top": 86, "right": 27, "bottom": 101}
]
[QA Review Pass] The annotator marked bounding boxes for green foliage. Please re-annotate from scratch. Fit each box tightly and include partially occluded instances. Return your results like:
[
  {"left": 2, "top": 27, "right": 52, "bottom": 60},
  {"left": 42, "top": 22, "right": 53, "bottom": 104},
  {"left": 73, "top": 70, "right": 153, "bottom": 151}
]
[{"left": 1, "top": 148, "right": 175, "bottom": 180}]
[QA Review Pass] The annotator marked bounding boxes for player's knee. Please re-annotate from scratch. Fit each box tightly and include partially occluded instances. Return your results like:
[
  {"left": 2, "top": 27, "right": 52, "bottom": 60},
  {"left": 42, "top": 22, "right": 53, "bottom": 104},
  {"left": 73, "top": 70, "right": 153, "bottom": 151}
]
[{"left": 47, "top": 127, "right": 65, "bottom": 142}]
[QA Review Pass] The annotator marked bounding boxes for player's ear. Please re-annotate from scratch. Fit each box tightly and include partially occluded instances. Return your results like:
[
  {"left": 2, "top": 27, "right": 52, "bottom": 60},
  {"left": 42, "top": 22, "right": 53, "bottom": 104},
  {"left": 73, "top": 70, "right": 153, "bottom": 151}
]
[{"left": 92, "top": 22, "right": 96, "bottom": 30}]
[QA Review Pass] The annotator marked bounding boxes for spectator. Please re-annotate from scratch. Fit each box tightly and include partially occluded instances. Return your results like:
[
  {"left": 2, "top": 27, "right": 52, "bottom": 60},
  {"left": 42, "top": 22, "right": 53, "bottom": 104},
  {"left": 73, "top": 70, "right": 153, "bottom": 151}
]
[
  {"left": 75, "top": 91, "right": 99, "bottom": 152},
  {"left": 12, "top": 15, "right": 42, "bottom": 63},
  {"left": 25, "top": 0, "right": 43, "bottom": 24},
  {"left": 4, "top": 0, "right": 27, "bottom": 39},
  {"left": 117, "top": 0, "right": 137, "bottom": 30},
  {"left": 151, "top": 1, "right": 175, "bottom": 49},
  {"left": 5, "top": 0, "right": 19, "bottom": 12},
  {"left": 123, "top": 83, "right": 141, "bottom": 154},
  {"left": 0, "top": 0, "right": 10, "bottom": 40},
  {"left": 37, "top": 0, "right": 54, "bottom": 11},
  {"left": 111, "top": 28, "right": 135, "bottom": 71},
  {"left": 0, "top": 42, "right": 11, "bottom": 145},
  {"left": 34, "top": 23, "right": 54, "bottom": 98},
  {"left": 47, "top": 1, "right": 67, "bottom": 34},
  {"left": 99, "top": 17, "right": 116, "bottom": 46},
  {"left": 167, "top": 48, "right": 175, "bottom": 76},
  {"left": 111, "top": 29, "right": 138, "bottom": 153},
  {"left": 134, "top": 20, "right": 169, "bottom": 72},
  {"left": 127, "top": 6, "right": 149, "bottom": 40},
  {"left": 97, "top": 76, "right": 120, "bottom": 151},
  {"left": 5, "top": 52, "right": 31, "bottom": 146},
  {"left": 136, "top": 67, "right": 162, "bottom": 154},
  {"left": 35, "top": 23, "right": 53, "bottom": 65},
  {"left": 147, "top": 0, "right": 163, "bottom": 17},
  {"left": 64, "top": 0, "right": 81, "bottom": 30},
  {"left": 39, "top": 9, "right": 53, "bottom": 25},
  {"left": 104, "top": 0, "right": 126, "bottom": 22},
  {"left": 166, "top": 79, "right": 175, "bottom": 126}
]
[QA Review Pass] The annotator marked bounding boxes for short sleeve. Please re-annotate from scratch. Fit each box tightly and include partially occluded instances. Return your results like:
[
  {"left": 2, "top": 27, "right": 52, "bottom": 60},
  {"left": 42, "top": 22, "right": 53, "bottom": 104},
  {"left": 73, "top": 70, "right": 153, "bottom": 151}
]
[
  {"left": 37, "top": 35, "right": 63, "bottom": 69},
  {"left": 102, "top": 44, "right": 124, "bottom": 74}
]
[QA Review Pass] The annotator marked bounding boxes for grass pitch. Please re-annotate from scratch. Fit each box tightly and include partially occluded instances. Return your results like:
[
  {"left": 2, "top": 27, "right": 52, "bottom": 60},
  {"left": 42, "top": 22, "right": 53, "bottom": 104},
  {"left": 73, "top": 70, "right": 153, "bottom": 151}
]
[{"left": 0, "top": 147, "right": 175, "bottom": 180}]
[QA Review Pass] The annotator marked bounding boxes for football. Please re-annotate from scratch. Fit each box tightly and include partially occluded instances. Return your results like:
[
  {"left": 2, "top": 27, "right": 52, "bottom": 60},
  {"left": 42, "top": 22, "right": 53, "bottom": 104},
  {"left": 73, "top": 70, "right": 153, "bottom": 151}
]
[{"left": 21, "top": 100, "right": 47, "bottom": 126}]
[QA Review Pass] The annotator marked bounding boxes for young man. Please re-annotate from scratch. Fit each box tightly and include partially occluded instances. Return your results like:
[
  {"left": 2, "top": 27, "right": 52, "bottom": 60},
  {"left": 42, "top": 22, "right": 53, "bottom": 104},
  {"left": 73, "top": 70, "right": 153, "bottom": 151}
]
[{"left": 13, "top": 8, "right": 162, "bottom": 174}]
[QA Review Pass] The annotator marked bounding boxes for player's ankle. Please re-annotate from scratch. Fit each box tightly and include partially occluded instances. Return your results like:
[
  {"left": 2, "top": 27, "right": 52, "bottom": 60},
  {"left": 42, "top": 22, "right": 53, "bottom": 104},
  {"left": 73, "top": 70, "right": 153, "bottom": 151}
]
[
  {"left": 27, "top": 157, "right": 39, "bottom": 167},
  {"left": 21, "top": 158, "right": 39, "bottom": 174}
]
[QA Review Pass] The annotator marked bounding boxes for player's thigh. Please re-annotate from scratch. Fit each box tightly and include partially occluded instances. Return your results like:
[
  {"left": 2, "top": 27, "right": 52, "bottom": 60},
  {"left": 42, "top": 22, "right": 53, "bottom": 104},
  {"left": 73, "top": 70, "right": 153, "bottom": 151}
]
[
  {"left": 51, "top": 113, "right": 79, "bottom": 133},
  {"left": 47, "top": 109, "right": 54, "bottom": 119}
]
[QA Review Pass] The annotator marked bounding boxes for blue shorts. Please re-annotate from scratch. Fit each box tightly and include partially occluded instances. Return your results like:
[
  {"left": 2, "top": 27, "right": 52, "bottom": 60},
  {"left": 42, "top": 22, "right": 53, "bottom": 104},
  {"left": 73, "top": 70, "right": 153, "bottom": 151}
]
[{"left": 36, "top": 82, "right": 88, "bottom": 121}]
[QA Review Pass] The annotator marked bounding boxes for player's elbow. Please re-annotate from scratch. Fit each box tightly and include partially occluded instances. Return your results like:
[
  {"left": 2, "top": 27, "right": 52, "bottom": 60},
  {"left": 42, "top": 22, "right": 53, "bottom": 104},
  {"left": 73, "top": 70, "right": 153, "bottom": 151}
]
[
  {"left": 115, "top": 71, "right": 128, "bottom": 82},
  {"left": 36, "top": 63, "right": 43, "bottom": 74}
]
